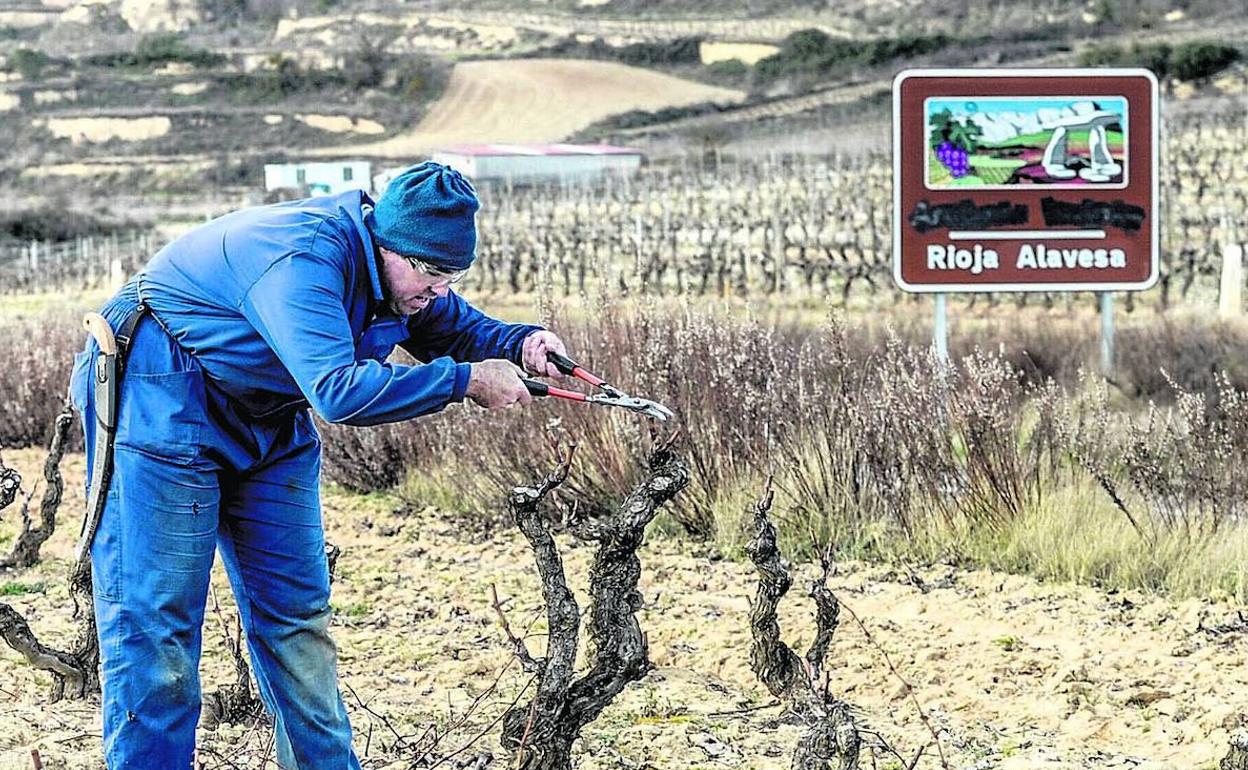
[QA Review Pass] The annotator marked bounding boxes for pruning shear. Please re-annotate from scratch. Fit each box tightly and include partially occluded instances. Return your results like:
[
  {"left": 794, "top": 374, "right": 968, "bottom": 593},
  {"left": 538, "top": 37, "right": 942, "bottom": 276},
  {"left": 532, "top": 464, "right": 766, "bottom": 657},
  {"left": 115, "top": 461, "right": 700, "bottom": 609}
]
[{"left": 523, "top": 351, "right": 674, "bottom": 422}]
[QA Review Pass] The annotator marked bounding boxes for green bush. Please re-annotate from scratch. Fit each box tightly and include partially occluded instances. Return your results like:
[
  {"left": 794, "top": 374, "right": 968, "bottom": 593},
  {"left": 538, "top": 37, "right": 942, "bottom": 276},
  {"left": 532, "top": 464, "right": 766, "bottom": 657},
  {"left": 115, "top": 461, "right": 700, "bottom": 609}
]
[
  {"left": 580, "top": 101, "right": 727, "bottom": 134},
  {"left": 533, "top": 35, "right": 704, "bottom": 68},
  {"left": 1078, "top": 40, "right": 1240, "bottom": 81},
  {"left": 705, "top": 59, "right": 749, "bottom": 80},
  {"left": 618, "top": 36, "right": 702, "bottom": 67},
  {"left": 211, "top": 50, "right": 445, "bottom": 108},
  {"left": 0, "top": 208, "right": 121, "bottom": 242},
  {"left": 338, "top": 40, "right": 447, "bottom": 98},
  {"left": 217, "top": 56, "right": 334, "bottom": 103},
  {"left": 85, "top": 33, "right": 225, "bottom": 69},
  {"left": 391, "top": 54, "right": 448, "bottom": 101},
  {"left": 1169, "top": 42, "right": 1241, "bottom": 82},
  {"left": 136, "top": 32, "right": 223, "bottom": 67},
  {"left": 10, "top": 48, "right": 53, "bottom": 80},
  {"left": 754, "top": 29, "right": 951, "bottom": 84},
  {"left": 1079, "top": 42, "right": 1170, "bottom": 78},
  {"left": 339, "top": 34, "right": 393, "bottom": 90}
]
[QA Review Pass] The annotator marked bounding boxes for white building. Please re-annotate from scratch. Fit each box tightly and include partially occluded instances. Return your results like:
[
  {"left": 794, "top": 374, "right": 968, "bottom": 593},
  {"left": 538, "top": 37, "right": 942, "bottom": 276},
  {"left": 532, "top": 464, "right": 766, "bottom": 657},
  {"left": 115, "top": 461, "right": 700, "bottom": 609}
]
[
  {"left": 426, "top": 144, "right": 643, "bottom": 184},
  {"left": 264, "top": 161, "right": 372, "bottom": 196}
]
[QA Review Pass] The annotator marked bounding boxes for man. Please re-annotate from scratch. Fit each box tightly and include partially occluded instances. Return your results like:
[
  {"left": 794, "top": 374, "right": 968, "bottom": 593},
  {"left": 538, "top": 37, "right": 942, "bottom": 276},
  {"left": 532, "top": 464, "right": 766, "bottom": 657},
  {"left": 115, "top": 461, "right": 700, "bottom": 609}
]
[{"left": 69, "top": 162, "right": 568, "bottom": 768}]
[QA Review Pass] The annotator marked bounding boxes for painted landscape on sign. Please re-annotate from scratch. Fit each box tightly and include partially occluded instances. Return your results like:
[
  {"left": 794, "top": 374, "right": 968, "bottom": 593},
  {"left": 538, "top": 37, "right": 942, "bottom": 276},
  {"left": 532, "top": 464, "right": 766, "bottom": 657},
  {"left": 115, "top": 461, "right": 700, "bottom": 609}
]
[{"left": 925, "top": 96, "right": 1128, "bottom": 189}]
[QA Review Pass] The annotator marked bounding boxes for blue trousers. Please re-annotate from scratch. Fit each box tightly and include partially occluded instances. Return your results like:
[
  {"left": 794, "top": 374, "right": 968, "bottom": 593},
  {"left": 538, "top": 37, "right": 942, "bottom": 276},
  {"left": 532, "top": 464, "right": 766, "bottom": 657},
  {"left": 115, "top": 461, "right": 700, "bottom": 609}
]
[{"left": 71, "top": 286, "right": 362, "bottom": 769}]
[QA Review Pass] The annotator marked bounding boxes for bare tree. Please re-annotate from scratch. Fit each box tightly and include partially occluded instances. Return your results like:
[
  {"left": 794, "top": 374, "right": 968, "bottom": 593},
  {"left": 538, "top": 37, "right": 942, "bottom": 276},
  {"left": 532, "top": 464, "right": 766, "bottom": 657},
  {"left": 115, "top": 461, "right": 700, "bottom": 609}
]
[
  {"left": 745, "top": 482, "right": 860, "bottom": 770},
  {"left": 499, "top": 439, "right": 689, "bottom": 770}
]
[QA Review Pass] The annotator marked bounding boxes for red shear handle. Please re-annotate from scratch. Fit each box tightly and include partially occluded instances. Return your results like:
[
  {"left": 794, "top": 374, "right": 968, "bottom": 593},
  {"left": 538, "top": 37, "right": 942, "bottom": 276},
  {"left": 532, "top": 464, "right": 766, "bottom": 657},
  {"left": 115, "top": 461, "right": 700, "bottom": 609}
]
[
  {"left": 547, "top": 351, "right": 607, "bottom": 388},
  {"left": 523, "top": 379, "right": 587, "bottom": 401}
]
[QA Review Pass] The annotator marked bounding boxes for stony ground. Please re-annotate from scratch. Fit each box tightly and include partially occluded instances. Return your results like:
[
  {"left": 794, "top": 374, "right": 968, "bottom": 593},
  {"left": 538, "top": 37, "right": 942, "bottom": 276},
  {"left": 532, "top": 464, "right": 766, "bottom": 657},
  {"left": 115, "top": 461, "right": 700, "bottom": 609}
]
[{"left": 1, "top": 447, "right": 1246, "bottom": 770}]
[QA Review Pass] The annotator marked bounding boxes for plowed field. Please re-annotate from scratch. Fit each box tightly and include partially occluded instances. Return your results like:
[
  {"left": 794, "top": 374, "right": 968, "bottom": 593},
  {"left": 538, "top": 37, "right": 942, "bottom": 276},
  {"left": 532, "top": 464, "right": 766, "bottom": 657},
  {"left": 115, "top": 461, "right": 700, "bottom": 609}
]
[
  {"left": 312, "top": 59, "right": 744, "bottom": 157},
  {"left": 1, "top": 447, "right": 1245, "bottom": 769}
]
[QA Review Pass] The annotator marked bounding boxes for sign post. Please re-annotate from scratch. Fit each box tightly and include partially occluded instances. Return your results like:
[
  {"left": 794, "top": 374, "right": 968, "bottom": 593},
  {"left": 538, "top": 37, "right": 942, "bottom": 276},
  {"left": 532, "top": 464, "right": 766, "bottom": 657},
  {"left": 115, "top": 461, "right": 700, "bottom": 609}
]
[
  {"left": 934, "top": 292, "right": 948, "bottom": 363},
  {"left": 1100, "top": 292, "right": 1115, "bottom": 379},
  {"left": 893, "top": 69, "right": 1159, "bottom": 365},
  {"left": 1221, "top": 243, "right": 1244, "bottom": 319}
]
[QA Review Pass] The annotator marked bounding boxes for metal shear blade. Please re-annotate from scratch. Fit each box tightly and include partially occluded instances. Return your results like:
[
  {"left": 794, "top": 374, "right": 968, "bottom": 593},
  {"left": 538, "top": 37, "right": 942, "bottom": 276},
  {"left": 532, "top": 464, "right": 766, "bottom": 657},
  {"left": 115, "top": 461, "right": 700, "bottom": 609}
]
[{"left": 587, "top": 393, "right": 674, "bottom": 422}]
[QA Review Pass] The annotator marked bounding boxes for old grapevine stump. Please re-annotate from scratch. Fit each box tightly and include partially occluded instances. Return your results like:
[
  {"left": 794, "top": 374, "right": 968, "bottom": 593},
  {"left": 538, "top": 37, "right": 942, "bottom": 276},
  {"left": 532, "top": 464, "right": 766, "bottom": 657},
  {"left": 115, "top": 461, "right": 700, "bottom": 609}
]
[
  {"left": 745, "top": 485, "right": 860, "bottom": 770},
  {"left": 1, "top": 406, "right": 73, "bottom": 569},
  {"left": 200, "top": 592, "right": 265, "bottom": 730},
  {"left": 1223, "top": 732, "right": 1248, "bottom": 770},
  {"left": 0, "top": 460, "right": 19, "bottom": 510},
  {"left": 0, "top": 404, "right": 100, "bottom": 699},
  {"left": 500, "top": 441, "right": 689, "bottom": 770}
]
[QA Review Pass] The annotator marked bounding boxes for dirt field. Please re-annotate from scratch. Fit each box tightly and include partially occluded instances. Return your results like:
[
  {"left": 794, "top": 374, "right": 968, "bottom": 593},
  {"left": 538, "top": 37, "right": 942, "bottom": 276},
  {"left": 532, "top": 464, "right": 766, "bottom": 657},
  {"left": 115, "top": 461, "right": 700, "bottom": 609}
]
[
  {"left": 313, "top": 59, "right": 744, "bottom": 157},
  {"left": 1, "top": 447, "right": 1245, "bottom": 769}
]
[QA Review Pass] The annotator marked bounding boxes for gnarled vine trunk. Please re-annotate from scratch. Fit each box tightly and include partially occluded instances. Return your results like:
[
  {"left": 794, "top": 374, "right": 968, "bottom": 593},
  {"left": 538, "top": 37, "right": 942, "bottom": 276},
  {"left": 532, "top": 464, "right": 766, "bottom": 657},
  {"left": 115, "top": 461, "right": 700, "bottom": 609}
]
[
  {"left": 0, "top": 403, "right": 100, "bottom": 700},
  {"left": 500, "top": 440, "right": 689, "bottom": 770},
  {"left": 745, "top": 485, "right": 860, "bottom": 770}
]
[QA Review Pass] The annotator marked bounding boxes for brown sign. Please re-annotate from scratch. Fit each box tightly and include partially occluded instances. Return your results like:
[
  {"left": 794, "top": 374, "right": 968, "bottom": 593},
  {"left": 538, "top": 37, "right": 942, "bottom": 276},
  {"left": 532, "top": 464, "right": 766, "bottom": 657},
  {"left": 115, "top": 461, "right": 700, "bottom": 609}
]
[{"left": 893, "top": 69, "right": 1158, "bottom": 292}]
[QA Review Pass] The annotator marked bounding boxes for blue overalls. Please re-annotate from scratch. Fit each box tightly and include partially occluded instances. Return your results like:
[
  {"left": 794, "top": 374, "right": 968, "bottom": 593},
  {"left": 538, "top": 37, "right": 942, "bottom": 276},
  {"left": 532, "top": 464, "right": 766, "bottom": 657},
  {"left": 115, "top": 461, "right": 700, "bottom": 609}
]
[{"left": 69, "top": 191, "right": 541, "bottom": 768}]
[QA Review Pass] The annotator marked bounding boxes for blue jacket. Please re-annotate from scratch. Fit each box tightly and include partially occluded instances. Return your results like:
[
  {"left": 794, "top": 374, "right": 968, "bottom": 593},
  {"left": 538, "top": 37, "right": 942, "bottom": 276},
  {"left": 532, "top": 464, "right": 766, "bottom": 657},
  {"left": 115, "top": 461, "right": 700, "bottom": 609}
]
[{"left": 136, "top": 190, "right": 541, "bottom": 426}]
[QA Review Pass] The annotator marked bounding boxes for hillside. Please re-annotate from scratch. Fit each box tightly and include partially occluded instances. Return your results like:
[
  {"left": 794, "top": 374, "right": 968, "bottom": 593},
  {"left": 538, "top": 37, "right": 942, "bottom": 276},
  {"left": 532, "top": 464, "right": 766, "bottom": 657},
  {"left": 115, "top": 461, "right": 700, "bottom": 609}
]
[{"left": 0, "top": 0, "right": 1243, "bottom": 209}]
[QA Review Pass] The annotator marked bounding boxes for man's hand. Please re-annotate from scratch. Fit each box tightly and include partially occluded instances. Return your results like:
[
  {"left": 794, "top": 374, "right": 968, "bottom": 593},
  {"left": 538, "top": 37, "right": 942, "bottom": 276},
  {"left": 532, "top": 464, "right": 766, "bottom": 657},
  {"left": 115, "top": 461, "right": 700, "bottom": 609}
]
[
  {"left": 522, "top": 331, "right": 570, "bottom": 377},
  {"left": 466, "top": 359, "right": 532, "bottom": 409}
]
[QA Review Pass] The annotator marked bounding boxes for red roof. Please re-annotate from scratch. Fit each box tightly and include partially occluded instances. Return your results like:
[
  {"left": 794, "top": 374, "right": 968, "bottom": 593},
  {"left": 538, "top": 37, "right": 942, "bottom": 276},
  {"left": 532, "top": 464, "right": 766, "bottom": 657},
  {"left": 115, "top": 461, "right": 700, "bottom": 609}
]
[{"left": 433, "top": 143, "right": 642, "bottom": 157}]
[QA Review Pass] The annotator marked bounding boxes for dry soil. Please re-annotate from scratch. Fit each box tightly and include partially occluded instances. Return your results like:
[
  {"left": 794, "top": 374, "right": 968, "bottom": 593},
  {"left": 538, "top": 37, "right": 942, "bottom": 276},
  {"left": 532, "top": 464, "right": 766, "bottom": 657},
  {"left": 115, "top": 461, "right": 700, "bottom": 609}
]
[{"left": 0, "top": 448, "right": 1245, "bottom": 769}]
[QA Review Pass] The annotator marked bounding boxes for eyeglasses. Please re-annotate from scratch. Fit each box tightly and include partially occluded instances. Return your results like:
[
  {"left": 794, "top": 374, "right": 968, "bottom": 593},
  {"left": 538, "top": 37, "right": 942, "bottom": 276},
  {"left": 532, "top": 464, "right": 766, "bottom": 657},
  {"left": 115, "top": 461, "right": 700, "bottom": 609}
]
[{"left": 403, "top": 255, "right": 468, "bottom": 285}]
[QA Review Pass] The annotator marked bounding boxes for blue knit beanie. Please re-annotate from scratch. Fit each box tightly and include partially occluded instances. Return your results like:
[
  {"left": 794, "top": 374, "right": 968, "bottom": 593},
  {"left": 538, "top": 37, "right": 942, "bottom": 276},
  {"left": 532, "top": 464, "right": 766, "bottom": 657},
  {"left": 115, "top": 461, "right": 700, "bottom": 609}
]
[{"left": 368, "top": 162, "right": 479, "bottom": 270}]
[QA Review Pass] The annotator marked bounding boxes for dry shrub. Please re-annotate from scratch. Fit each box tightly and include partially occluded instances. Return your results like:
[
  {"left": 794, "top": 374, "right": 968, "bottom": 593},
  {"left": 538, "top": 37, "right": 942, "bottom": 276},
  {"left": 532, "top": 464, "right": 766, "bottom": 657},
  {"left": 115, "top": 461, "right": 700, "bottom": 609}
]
[
  {"left": 775, "top": 328, "right": 948, "bottom": 546},
  {"left": 317, "top": 418, "right": 428, "bottom": 493},
  {"left": 7, "top": 304, "right": 1248, "bottom": 561},
  {"left": 222, "top": 306, "right": 1248, "bottom": 551},
  {"left": 949, "top": 351, "right": 1051, "bottom": 530},
  {"left": 1117, "top": 318, "right": 1248, "bottom": 399},
  {"left": 772, "top": 325, "right": 1057, "bottom": 556},
  {"left": 1118, "top": 372, "right": 1248, "bottom": 536},
  {"left": 953, "top": 312, "right": 1099, "bottom": 388},
  {"left": 0, "top": 316, "right": 84, "bottom": 451},
  {"left": 377, "top": 298, "right": 834, "bottom": 536},
  {"left": 1035, "top": 368, "right": 1248, "bottom": 541},
  {"left": 614, "top": 300, "right": 814, "bottom": 537}
]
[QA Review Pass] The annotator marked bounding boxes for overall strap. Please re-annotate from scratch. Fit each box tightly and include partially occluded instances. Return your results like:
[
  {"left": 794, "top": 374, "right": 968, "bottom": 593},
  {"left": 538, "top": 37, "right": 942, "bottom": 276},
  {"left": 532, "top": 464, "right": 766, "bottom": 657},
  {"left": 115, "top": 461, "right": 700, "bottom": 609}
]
[{"left": 113, "top": 302, "right": 149, "bottom": 373}]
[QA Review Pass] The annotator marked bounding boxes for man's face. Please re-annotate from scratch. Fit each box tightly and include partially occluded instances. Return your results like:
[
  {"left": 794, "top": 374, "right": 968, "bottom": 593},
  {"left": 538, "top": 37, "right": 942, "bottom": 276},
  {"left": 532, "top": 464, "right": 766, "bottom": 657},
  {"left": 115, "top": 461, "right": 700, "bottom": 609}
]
[{"left": 376, "top": 245, "right": 465, "bottom": 316}]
